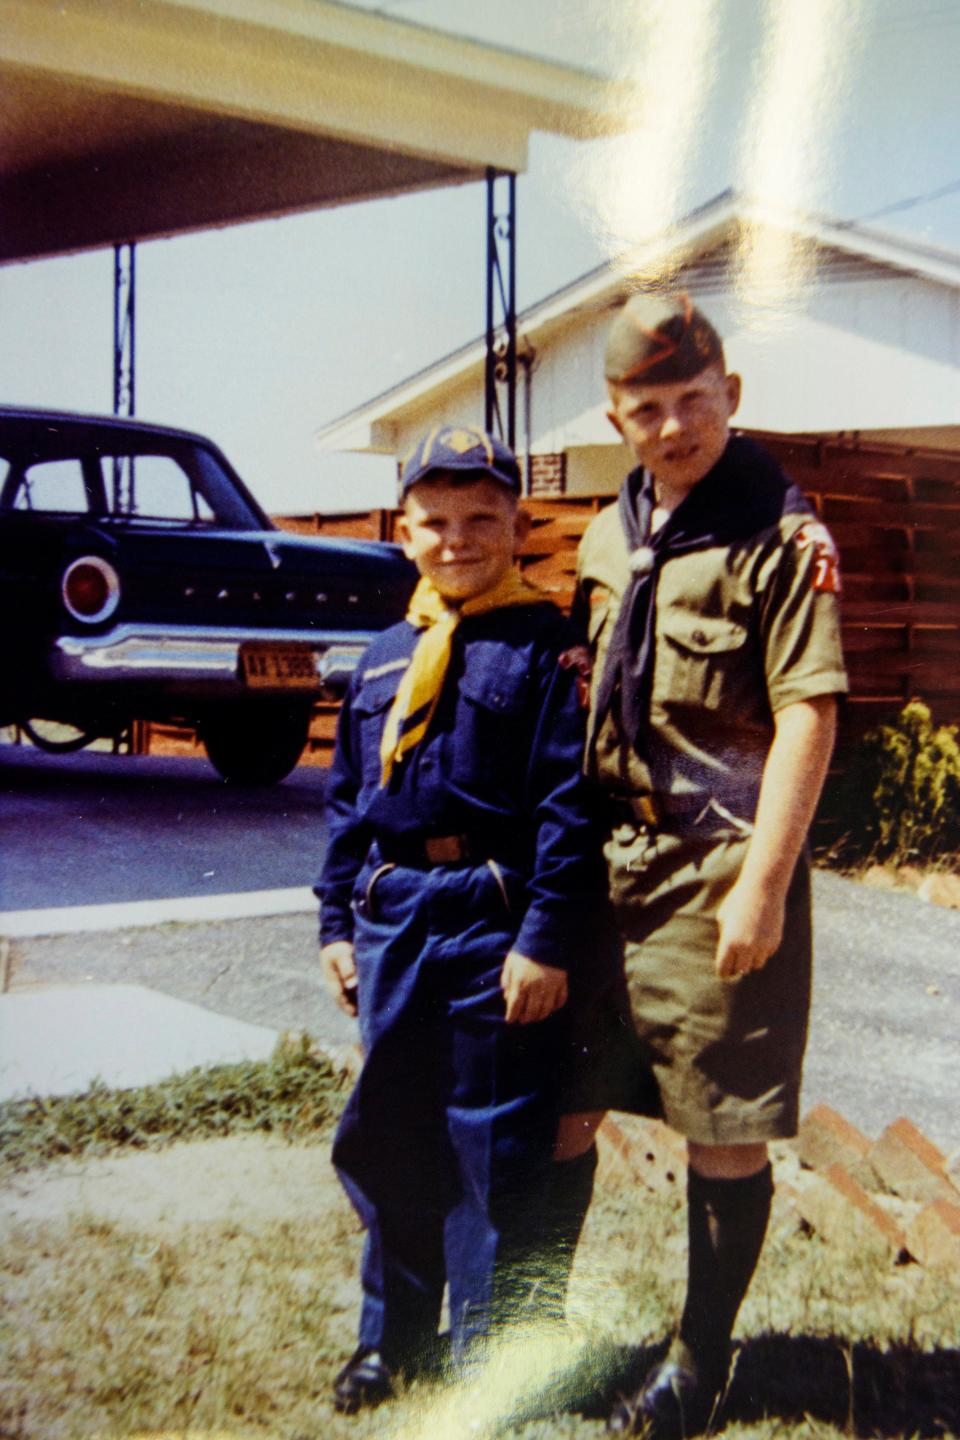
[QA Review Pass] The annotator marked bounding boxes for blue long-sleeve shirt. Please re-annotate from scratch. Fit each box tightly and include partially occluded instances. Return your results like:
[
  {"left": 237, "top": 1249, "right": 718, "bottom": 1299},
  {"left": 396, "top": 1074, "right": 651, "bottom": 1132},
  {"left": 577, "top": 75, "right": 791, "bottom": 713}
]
[{"left": 316, "top": 602, "right": 606, "bottom": 972}]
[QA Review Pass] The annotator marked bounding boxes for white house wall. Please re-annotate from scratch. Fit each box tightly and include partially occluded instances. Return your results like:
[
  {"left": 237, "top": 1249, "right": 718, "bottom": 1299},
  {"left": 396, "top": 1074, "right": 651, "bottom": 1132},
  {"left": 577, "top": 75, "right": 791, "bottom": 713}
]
[
  {"left": 315, "top": 208, "right": 960, "bottom": 503},
  {"left": 372, "top": 370, "right": 487, "bottom": 461},
  {"left": 726, "top": 277, "right": 960, "bottom": 434},
  {"left": 525, "top": 271, "right": 960, "bottom": 458},
  {"left": 566, "top": 443, "right": 629, "bottom": 496}
]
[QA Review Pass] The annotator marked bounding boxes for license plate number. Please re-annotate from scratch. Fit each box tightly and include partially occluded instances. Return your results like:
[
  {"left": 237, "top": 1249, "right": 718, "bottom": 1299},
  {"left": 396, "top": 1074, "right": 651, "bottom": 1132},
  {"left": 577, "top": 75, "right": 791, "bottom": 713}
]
[{"left": 240, "top": 645, "right": 320, "bottom": 689}]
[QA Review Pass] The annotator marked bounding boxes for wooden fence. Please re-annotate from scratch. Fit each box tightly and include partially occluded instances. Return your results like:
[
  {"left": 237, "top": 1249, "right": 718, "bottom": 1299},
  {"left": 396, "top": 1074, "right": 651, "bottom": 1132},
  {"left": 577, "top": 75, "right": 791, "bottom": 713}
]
[
  {"left": 150, "top": 431, "right": 960, "bottom": 769},
  {"left": 754, "top": 431, "right": 960, "bottom": 749}
]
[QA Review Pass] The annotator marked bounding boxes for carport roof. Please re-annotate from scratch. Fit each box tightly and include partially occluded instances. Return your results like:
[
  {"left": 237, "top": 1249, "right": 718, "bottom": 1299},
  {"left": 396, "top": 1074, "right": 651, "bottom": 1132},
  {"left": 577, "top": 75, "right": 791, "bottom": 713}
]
[{"left": 0, "top": 0, "right": 634, "bottom": 265}]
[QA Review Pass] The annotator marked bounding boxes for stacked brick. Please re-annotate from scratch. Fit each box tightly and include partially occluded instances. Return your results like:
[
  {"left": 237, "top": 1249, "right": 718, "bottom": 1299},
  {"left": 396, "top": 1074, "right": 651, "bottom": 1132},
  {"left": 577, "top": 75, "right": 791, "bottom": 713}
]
[
  {"left": 528, "top": 453, "right": 567, "bottom": 498},
  {"left": 596, "top": 1105, "right": 960, "bottom": 1269}
]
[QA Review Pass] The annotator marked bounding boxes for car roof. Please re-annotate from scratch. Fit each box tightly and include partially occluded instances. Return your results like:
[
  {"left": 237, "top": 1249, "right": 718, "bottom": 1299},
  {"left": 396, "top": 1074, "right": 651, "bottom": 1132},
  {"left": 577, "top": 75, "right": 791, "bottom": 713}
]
[{"left": 0, "top": 404, "right": 216, "bottom": 447}]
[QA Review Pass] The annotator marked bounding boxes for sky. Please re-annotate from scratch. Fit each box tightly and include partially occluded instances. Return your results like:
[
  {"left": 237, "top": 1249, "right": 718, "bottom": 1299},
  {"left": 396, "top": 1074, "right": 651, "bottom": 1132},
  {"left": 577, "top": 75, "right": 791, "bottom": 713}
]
[{"left": 0, "top": 0, "right": 958, "bottom": 513}]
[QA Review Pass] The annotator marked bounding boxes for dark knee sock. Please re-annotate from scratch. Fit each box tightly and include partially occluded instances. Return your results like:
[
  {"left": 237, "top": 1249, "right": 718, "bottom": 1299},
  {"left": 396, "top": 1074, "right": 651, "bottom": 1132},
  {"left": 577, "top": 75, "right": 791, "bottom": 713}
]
[
  {"left": 678, "top": 1163, "right": 774, "bottom": 1385},
  {"left": 539, "top": 1145, "right": 598, "bottom": 1314},
  {"left": 489, "top": 1146, "right": 597, "bottom": 1333}
]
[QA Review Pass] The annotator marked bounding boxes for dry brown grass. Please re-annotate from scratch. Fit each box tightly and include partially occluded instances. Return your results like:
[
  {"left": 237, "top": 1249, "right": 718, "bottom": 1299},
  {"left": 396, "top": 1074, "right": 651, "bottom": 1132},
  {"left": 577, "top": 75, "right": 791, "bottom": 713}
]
[{"left": 2, "top": 1135, "right": 959, "bottom": 1440}]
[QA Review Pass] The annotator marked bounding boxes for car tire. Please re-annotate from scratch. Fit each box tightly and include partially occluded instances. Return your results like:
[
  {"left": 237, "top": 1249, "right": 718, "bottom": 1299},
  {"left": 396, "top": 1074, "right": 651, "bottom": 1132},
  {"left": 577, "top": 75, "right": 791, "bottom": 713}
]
[
  {"left": 20, "top": 718, "right": 101, "bottom": 753},
  {"left": 199, "top": 702, "right": 312, "bottom": 785}
]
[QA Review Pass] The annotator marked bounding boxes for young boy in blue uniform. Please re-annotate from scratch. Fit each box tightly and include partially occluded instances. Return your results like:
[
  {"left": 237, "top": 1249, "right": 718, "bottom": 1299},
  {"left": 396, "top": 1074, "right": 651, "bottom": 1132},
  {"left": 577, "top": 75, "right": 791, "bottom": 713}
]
[{"left": 318, "top": 426, "right": 612, "bottom": 1412}]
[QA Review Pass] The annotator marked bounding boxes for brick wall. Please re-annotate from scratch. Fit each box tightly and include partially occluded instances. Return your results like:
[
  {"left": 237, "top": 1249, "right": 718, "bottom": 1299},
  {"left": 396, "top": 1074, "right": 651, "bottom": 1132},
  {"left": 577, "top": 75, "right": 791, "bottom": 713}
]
[{"left": 528, "top": 451, "right": 567, "bottom": 497}]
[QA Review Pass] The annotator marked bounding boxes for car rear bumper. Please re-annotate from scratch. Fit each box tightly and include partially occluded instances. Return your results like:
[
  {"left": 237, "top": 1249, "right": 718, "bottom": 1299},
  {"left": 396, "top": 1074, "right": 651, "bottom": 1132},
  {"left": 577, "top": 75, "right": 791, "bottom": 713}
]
[{"left": 51, "top": 624, "right": 374, "bottom": 695}]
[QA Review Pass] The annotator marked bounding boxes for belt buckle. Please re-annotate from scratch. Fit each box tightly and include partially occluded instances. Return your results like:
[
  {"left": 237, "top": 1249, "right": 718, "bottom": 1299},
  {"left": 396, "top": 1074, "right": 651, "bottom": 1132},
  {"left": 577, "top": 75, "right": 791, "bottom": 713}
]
[
  {"left": 636, "top": 795, "right": 660, "bottom": 827},
  {"left": 424, "top": 834, "right": 469, "bottom": 865}
]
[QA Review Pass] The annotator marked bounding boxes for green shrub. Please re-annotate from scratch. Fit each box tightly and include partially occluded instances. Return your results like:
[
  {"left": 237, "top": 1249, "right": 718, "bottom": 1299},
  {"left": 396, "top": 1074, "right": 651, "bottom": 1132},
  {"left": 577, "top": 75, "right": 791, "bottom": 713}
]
[{"left": 833, "top": 700, "right": 960, "bottom": 862}]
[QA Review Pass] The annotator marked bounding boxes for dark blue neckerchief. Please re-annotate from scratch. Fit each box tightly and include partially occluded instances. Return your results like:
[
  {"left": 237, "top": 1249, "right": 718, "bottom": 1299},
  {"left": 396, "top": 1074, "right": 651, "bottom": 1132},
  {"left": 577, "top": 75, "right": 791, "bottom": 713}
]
[{"left": 593, "top": 434, "right": 813, "bottom": 752}]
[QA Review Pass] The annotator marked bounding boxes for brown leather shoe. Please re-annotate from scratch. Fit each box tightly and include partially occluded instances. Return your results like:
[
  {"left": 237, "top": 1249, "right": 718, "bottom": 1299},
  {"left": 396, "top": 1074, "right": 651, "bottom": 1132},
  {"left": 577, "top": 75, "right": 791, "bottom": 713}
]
[
  {"left": 332, "top": 1346, "right": 395, "bottom": 1414},
  {"left": 607, "top": 1343, "right": 722, "bottom": 1437}
]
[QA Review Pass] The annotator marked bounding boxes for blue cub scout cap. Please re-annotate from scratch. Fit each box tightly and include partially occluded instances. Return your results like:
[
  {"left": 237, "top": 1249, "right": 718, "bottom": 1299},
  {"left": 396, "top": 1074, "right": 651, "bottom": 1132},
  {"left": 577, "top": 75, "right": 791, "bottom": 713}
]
[{"left": 400, "top": 425, "right": 521, "bottom": 499}]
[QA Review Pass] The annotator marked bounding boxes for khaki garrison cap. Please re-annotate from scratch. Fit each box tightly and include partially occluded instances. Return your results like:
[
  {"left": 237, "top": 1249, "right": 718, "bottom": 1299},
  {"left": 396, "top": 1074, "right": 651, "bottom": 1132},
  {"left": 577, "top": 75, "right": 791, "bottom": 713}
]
[{"left": 604, "top": 292, "right": 725, "bottom": 385}]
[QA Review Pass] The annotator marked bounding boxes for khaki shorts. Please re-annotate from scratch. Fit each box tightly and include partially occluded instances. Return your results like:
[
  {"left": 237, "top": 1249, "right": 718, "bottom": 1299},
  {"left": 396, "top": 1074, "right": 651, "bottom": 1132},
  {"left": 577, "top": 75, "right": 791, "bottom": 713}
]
[
  {"left": 606, "top": 824, "right": 811, "bottom": 1145},
  {"left": 560, "top": 902, "right": 661, "bottom": 1118}
]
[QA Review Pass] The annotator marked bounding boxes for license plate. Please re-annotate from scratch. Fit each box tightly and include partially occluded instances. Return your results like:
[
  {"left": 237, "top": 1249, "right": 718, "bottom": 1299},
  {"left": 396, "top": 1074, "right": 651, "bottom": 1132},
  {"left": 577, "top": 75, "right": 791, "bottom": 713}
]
[{"left": 240, "top": 644, "right": 320, "bottom": 689}]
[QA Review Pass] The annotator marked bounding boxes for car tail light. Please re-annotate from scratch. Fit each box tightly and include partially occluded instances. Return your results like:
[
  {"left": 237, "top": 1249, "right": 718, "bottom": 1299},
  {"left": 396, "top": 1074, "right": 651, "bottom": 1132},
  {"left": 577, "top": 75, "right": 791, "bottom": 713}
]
[{"left": 62, "top": 555, "right": 121, "bottom": 623}]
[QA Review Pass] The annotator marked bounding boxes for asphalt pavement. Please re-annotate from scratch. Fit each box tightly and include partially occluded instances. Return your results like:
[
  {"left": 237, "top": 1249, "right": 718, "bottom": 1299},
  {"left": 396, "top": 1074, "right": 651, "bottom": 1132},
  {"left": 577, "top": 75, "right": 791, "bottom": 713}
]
[
  {"left": 4, "top": 870, "right": 959, "bottom": 1154},
  {"left": 2, "top": 743, "right": 958, "bottom": 1154},
  {"left": 0, "top": 744, "right": 328, "bottom": 909}
]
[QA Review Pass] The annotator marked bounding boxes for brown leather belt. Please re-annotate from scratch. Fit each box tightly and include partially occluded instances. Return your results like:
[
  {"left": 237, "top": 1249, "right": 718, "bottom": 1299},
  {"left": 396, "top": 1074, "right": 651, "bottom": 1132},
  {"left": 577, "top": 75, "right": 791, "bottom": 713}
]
[
  {"left": 610, "top": 794, "right": 715, "bottom": 829},
  {"left": 376, "top": 833, "right": 476, "bottom": 868}
]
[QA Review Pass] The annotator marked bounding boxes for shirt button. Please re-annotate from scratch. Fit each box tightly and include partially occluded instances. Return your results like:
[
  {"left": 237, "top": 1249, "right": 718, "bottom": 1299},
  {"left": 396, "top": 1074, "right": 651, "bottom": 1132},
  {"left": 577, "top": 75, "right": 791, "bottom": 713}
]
[{"left": 692, "top": 629, "right": 707, "bottom": 645}]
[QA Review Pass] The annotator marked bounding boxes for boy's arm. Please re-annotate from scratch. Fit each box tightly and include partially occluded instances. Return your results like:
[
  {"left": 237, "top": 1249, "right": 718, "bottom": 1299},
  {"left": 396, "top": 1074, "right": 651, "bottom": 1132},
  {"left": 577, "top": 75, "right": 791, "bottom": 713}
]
[
  {"left": 502, "top": 625, "right": 606, "bottom": 1017},
  {"left": 315, "top": 679, "right": 369, "bottom": 954},
  {"left": 321, "top": 940, "right": 359, "bottom": 1016},
  {"left": 717, "top": 509, "right": 848, "bottom": 978},
  {"left": 501, "top": 950, "right": 568, "bottom": 1024},
  {"left": 317, "top": 698, "right": 366, "bottom": 1013},
  {"left": 714, "top": 693, "right": 836, "bottom": 978}
]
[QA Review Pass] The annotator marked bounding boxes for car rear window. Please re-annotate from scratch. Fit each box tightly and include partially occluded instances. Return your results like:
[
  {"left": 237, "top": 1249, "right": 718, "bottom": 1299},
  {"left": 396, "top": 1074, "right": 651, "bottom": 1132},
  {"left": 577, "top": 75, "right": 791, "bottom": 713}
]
[
  {"left": 107, "top": 454, "right": 216, "bottom": 522},
  {"left": 10, "top": 458, "right": 89, "bottom": 512}
]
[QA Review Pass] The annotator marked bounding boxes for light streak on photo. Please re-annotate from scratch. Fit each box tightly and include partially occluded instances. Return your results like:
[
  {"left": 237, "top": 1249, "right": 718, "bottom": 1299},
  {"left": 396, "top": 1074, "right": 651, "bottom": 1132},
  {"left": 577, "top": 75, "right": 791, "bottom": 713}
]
[
  {"left": 567, "top": 0, "right": 719, "bottom": 279},
  {"left": 734, "top": 0, "right": 863, "bottom": 317}
]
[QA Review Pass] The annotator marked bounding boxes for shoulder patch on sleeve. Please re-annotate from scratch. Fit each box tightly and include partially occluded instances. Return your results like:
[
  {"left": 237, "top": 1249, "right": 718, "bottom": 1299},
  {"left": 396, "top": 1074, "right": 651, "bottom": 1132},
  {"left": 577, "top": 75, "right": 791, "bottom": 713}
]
[
  {"left": 558, "top": 643, "right": 593, "bottom": 708},
  {"left": 793, "top": 521, "right": 842, "bottom": 594}
]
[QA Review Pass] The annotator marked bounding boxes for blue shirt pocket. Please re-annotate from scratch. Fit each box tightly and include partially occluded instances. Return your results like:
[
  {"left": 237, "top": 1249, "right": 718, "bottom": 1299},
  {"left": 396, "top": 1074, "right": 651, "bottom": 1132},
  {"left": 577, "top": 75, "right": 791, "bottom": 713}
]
[
  {"left": 452, "top": 646, "right": 531, "bottom": 799},
  {"left": 351, "top": 662, "right": 407, "bottom": 788}
]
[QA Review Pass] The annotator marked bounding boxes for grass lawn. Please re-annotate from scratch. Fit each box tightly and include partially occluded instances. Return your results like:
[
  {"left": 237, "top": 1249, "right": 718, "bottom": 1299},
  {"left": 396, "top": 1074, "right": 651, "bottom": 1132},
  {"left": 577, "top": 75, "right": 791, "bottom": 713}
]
[{"left": 2, "top": 1048, "right": 959, "bottom": 1439}]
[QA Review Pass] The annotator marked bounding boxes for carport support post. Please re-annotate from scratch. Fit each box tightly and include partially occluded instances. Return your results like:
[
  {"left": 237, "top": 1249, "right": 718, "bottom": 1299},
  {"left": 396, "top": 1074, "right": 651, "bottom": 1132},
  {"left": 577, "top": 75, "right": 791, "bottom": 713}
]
[
  {"left": 484, "top": 169, "right": 517, "bottom": 455},
  {"left": 112, "top": 242, "right": 149, "bottom": 756},
  {"left": 113, "top": 243, "right": 136, "bottom": 419}
]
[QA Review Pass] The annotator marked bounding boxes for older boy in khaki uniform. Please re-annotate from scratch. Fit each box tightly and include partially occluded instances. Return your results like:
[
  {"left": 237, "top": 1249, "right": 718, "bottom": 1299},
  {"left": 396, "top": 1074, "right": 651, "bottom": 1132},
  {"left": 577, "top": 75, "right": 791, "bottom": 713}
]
[{"left": 575, "top": 295, "right": 847, "bottom": 1435}]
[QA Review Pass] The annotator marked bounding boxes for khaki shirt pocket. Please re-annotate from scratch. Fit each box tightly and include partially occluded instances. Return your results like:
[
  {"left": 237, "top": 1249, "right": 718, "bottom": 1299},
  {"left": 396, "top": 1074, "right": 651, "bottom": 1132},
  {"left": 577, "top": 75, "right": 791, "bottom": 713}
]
[{"left": 655, "top": 611, "right": 751, "bottom": 712}]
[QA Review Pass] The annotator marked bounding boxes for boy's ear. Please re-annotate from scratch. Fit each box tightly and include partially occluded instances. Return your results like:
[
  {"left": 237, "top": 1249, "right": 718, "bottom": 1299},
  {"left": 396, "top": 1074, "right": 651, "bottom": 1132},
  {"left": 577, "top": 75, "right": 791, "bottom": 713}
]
[
  {"left": 512, "top": 504, "right": 532, "bottom": 553},
  {"left": 395, "top": 514, "right": 415, "bottom": 559},
  {"left": 605, "top": 397, "right": 626, "bottom": 440},
  {"left": 725, "top": 372, "right": 742, "bottom": 417}
]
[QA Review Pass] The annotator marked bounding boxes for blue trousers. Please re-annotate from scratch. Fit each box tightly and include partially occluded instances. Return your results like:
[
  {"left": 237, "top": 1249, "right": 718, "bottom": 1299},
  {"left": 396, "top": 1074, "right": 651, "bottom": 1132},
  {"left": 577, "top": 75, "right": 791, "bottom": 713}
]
[{"left": 332, "top": 857, "right": 563, "bottom": 1364}]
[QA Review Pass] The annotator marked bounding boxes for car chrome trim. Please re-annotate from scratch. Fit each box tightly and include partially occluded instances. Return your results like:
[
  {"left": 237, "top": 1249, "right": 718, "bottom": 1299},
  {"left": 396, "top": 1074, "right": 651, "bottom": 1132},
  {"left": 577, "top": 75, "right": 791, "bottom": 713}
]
[{"left": 52, "top": 624, "right": 373, "bottom": 692}]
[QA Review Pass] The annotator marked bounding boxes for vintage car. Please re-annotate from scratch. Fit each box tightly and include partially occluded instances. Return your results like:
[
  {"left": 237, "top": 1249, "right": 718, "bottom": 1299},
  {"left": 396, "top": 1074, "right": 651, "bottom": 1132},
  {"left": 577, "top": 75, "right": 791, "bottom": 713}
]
[{"left": 0, "top": 405, "right": 415, "bottom": 782}]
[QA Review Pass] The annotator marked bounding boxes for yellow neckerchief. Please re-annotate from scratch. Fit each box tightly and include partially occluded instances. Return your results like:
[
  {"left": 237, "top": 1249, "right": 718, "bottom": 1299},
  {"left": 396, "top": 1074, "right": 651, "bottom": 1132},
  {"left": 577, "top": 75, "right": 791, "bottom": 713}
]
[{"left": 379, "top": 569, "right": 547, "bottom": 786}]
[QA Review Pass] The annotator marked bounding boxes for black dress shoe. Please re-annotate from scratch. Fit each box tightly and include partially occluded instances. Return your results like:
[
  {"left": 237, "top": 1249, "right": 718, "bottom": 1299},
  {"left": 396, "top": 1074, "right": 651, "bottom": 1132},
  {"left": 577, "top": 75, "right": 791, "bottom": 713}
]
[
  {"left": 333, "top": 1346, "right": 395, "bottom": 1414},
  {"left": 607, "top": 1344, "right": 722, "bottom": 1437}
]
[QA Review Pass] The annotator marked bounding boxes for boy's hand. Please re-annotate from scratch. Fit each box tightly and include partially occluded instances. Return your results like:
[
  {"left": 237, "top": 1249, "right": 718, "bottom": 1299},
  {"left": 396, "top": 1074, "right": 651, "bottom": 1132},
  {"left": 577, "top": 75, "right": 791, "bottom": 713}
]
[
  {"left": 501, "top": 952, "right": 568, "bottom": 1025},
  {"left": 715, "top": 879, "right": 785, "bottom": 981},
  {"left": 321, "top": 941, "right": 359, "bottom": 1016}
]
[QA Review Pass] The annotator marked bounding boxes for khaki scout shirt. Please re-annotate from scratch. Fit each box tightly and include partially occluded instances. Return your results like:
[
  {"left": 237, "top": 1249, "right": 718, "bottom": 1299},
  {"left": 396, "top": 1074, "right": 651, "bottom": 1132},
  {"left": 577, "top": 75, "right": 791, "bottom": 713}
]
[{"left": 577, "top": 494, "right": 849, "bottom": 822}]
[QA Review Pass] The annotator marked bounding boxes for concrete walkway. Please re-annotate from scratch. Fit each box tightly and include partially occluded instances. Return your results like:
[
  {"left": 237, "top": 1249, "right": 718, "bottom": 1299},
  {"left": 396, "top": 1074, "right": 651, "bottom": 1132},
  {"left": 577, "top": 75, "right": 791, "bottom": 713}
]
[
  {"left": 0, "top": 886, "right": 317, "bottom": 939},
  {"left": 0, "top": 985, "right": 280, "bottom": 1102},
  {"left": 0, "top": 888, "right": 316, "bottom": 1103}
]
